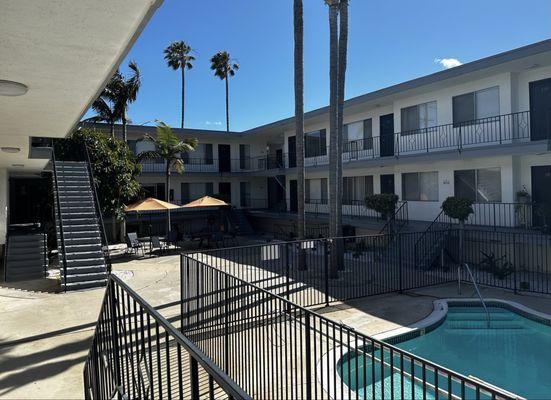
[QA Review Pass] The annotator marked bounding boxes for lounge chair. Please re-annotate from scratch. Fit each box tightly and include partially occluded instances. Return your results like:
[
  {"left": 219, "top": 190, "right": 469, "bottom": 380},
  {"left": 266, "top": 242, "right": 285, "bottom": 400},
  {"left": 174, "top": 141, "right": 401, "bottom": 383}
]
[
  {"left": 126, "top": 232, "right": 144, "bottom": 256},
  {"left": 150, "top": 236, "right": 168, "bottom": 255}
]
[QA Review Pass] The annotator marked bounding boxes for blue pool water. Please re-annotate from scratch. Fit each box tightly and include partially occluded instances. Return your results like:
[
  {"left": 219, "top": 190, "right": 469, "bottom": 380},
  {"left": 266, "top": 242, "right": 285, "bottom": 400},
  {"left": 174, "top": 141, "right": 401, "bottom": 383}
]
[{"left": 338, "top": 306, "right": 551, "bottom": 399}]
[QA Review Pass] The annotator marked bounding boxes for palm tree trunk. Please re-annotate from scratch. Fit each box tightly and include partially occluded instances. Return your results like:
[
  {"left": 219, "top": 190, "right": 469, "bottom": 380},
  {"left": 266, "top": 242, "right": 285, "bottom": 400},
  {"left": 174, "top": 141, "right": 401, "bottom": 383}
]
[
  {"left": 122, "top": 109, "right": 127, "bottom": 143},
  {"left": 225, "top": 73, "right": 230, "bottom": 132},
  {"left": 328, "top": 0, "right": 339, "bottom": 278},
  {"left": 181, "top": 67, "right": 185, "bottom": 129},
  {"left": 336, "top": 0, "right": 348, "bottom": 269},
  {"left": 166, "top": 163, "right": 171, "bottom": 236},
  {"left": 294, "top": 0, "right": 306, "bottom": 270},
  {"left": 110, "top": 123, "right": 115, "bottom": 137}
]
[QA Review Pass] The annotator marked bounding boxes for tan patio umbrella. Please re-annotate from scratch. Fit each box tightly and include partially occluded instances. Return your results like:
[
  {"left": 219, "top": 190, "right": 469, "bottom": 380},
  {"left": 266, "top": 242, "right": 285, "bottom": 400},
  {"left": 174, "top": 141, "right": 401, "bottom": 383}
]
[
  {"left": 125, "top": 198, "right": 180, "bottom": 236},
  {"left": 182, "top": 196, "right": 229, "bottom": 208}
]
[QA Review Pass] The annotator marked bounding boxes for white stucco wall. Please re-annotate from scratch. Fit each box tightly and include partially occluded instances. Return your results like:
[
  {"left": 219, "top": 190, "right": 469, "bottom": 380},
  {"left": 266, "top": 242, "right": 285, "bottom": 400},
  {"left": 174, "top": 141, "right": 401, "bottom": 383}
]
[{"left": 0, "top": 168, "right": 7, "bottom": 245}]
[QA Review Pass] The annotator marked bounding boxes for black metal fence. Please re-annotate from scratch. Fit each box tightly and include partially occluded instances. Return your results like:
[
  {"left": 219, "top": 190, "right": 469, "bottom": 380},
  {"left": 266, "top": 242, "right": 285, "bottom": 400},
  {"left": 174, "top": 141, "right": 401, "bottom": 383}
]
[
  {"left": 83, "top": 274, "right": 250, "bottom": 400},
  {"left": 180, "top": 256, "right": 517, "bottom": 400}
]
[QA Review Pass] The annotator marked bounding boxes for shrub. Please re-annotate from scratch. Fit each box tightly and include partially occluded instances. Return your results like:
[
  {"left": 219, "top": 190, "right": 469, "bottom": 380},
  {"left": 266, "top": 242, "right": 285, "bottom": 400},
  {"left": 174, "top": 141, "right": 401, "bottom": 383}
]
[
  {"left": 365, "top": 193, "right": 398, "bottom": 218},
  {"left": 441, "top": 196, "right": 474, "bottom": 222}
]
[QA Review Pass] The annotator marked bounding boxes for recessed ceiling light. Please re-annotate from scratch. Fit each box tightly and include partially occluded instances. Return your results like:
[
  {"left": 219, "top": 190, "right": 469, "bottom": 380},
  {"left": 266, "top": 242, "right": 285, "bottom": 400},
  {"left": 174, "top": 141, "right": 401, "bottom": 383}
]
[
  {"left": 11, "top": 164, "right": 24, "bottom": 167},
  {"left": 0, "top": 80, "right": 28, "bottom": 96},
  {"left": 1, "top": 146, "right": 21, "bottom": 153}
]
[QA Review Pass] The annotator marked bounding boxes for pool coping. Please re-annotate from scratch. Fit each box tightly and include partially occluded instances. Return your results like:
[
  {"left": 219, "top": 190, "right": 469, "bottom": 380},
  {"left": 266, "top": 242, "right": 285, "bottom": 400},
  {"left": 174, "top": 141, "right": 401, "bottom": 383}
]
[{"left": 318, "top": 298, "right": 547, "bottom": 400}]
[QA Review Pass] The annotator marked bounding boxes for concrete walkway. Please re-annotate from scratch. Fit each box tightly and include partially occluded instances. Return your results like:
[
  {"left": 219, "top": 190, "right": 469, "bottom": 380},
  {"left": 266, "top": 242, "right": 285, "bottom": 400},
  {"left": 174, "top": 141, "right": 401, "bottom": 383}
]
[{"left": 2, "top": 251, "right": 551, "bottom": 399}]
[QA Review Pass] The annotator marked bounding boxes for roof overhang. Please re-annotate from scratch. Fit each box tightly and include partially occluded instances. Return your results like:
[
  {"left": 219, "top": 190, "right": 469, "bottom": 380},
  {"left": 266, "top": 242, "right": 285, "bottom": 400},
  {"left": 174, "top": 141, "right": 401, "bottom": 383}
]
[{"left": 0, "top": 0, "right": 163, "bottom": 171}]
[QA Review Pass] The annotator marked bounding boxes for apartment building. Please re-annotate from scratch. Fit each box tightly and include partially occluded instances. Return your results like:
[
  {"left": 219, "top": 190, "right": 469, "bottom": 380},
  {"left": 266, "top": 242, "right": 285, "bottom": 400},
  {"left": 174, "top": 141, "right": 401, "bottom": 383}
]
[{"left": 112, "top": 40, "right": 551, "bottom": 233}]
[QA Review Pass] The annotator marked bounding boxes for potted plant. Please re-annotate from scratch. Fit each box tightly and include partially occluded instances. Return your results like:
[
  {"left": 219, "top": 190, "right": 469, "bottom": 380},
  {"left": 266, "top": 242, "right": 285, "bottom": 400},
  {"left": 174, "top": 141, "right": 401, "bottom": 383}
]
[{"left": 442, "top": 197, "right": 474, "bottom": 264}]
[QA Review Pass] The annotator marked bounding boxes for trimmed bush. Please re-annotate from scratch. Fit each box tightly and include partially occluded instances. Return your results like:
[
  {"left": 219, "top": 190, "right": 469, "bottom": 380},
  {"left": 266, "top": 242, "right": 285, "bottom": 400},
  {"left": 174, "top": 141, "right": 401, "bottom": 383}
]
[
  {"left": 441, "top": 196, "right": 474, "bottom": 222},
  {"left": 365, "top": 193, "right": 398, "bottom": 218}
]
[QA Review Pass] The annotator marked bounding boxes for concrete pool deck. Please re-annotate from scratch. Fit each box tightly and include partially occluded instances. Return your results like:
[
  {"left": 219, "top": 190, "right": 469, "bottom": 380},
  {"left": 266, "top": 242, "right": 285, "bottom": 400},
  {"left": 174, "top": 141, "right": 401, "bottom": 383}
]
[{"left": 2, "top": 251, "right": 551, "bottom": 399}]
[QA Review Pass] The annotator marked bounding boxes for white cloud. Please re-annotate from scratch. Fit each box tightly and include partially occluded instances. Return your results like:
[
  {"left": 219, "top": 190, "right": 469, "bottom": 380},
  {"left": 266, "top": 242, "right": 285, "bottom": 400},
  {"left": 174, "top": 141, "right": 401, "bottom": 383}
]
[
  {"left": 434, "top": 58, "right": 463, "bottom": 69},
  {"left": 205, "top": 121, "right": 223, "bottom": 126}
]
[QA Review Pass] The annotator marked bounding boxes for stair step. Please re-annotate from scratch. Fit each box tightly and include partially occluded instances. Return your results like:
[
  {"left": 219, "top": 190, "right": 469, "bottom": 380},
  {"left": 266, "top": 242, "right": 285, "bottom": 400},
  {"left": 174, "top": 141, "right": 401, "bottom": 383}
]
[
  {"left": 65, "top": 250, "right": 104, "bottom": 260},
  {"left": 63, "top": 271, "right": 108, "bottom": 283},
  {"left": 64, "top": 279, "right": 107, "bottom": 291},
  {"left": 66, "top": 265, "right": 107, "bottom": 275},
  {"left": 59, "top": 225, "right": 100, "bottom": 233},
  {"left": 65, "top": 257, "right": 106, "bottom": 266},
  {"left": 65, "top": 243, "right": 103, "bottom": 252}
]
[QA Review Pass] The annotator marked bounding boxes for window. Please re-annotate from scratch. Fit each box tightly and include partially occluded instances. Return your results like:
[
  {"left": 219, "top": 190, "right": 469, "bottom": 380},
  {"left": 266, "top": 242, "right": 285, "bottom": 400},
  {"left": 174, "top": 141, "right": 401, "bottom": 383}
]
[
  {"left": 453, "top": 87, "right": 500, "bottom": 124},
  {"left": 305, "top": 129, "right": 327, "bottom": 158},
  {"left": 343, "top": 176, "right": 374, "bottom": 204},
  {"left": 401, "top": 101, "right": 437, "bottom": 133},
  {"left": 204, "top": 144, "right": 213, "bottom": 164},
  {"left": 454, "top": 168, "right": 501, "bottom": 202},
  {"left": 402, "top": 172, "right": 438, "bottom": 201},
  {"left": 344, "top": 119, "right": 373, "bottom": 151},
  {"left": 239, "top": 144, "right": 251, "bottom": 169},
  {"left": 305, "top": 178, "right": 327, "bottom": 203},
  {"left": 156, "top": 183, "right": 166, "bottom": 201}
]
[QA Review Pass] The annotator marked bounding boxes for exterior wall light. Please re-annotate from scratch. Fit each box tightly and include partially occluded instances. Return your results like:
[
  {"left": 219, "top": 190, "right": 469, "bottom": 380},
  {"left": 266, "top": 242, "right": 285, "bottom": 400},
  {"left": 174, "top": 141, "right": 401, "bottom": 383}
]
[
  {"left": 0, "top": 80, "right": 28, "bottom": 96},
  {"left": 1, "top": 147, "right": 21, "bottom": 153}
]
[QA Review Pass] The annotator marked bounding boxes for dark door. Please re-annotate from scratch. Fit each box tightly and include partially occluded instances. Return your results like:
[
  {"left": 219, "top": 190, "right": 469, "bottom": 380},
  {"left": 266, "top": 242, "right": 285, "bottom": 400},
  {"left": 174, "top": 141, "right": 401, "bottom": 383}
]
[
  {"left": 380, "top": 174, "right": 395, "bottom": 194},
  {"left": 529, "top": 78, "right": 551, "bottom": 141},
  {"left": 288, "top": 136, "right": 296, "bottom": 168},
  {"left": 218, "top": 182, "right": 232, "bottom": 204},
  {"left": 379, "top": 114, "right": 395, "bottom": 157},
  {"left": 268, "top": 176, "right": 286, "bottom": 210},
  {"left": 289, "top": 180, "right": 298, "bottom": 212},
  {"left": 218, "top": 144, "right": 231, "bottom": 172},
  {"left": 276, "top": 149, "right": 283, "bottom": 168},
  {"left": 531, "top": 165, "right": 551, "bottom": 227}
]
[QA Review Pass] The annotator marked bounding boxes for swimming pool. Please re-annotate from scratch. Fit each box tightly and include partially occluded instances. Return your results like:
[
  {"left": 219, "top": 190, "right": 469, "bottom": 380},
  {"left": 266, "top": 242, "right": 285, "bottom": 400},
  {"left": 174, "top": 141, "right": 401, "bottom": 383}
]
[{"left": 338, "top": 302, "right": 551, "bottom": 399}]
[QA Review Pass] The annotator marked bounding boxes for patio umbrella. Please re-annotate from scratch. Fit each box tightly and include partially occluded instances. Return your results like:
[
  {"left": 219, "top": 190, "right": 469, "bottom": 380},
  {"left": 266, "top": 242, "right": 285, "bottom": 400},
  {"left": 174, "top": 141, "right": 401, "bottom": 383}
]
[
  {"left": 181, "top": 196, "right": 229, "bottom": 208},
  {"left": 125, "top": 197, "right": 180, "bottom": 236}
]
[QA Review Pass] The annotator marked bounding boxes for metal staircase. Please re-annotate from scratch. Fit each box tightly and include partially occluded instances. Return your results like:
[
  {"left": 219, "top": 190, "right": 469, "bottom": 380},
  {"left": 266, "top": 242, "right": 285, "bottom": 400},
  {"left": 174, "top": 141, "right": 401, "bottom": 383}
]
[
  {"left": 414, "top": 209, "right": 453, "bottom": 270},
  {"left": 4, "top": 232, "right": 47, "bottom": 281},
  {"left": 52, "top": 147, "right": 110, "bottom": 291}
]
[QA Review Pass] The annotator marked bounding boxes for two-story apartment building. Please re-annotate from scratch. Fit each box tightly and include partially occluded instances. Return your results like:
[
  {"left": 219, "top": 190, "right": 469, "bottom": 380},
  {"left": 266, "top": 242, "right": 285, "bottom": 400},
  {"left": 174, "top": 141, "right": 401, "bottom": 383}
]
[{"left": 116, "top": 39, "right": 551, "bottom": 233}]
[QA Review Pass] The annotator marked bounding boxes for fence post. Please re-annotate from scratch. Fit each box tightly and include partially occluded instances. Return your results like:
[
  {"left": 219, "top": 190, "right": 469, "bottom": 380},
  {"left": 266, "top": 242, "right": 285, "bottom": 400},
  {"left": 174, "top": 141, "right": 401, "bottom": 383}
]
[
  {"left": 108, "top": 281, "right": 122, "bottom": 398},
  {"left": 304, "top": 313, "right": 312, "bottom": 399},
  {"left": 324, "top": 240, "right": 329, "bottom": 307},
  {"left": 398, "top": 233, "right": 403, "bottom": 293},
  {"left": 189, "top": 356, "right": 200, "bottom": 400},
  {"left": 513, "top": 234, "right": 518, "bottom": 294},
  {"left": 224, "top": 273, "right": 230, "bottom": 374},
  {"left": 285, "top": 242, "right": 290, "bottom": 301}
]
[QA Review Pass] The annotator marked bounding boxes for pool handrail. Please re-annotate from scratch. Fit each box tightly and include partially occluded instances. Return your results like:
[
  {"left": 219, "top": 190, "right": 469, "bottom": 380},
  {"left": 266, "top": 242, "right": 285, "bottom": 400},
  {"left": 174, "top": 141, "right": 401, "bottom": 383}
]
[{"left": 459, "top": 262, "right": 491, "bottom": 328}]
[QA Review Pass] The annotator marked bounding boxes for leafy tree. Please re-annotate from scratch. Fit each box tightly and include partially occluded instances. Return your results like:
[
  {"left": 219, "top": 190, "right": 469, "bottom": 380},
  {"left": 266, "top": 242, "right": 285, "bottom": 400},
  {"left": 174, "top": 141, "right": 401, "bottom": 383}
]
[
  {"left": 210, "top": 51, "right": 239, "bottom": 132},
  {"left": 54, "top": 128, "right": 142, "bottom": 220},
  {"left": 365, "top": 193, "right": 399, "bottom": 218},
  {"left": 442, "top": 196, "right": 474, "bottom": 265},
  {"left": 164, "top": 41, "right": 195, "bottom": 129},
  {"left": 137, "top": 122, "right": 198, "bottom": 233}
]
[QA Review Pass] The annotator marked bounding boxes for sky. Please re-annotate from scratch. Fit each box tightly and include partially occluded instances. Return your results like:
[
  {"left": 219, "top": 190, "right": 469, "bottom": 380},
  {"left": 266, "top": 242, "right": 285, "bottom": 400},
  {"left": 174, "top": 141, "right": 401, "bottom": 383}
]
[{"left": 89, "top": 0, "right": 551, "bottom": 132}]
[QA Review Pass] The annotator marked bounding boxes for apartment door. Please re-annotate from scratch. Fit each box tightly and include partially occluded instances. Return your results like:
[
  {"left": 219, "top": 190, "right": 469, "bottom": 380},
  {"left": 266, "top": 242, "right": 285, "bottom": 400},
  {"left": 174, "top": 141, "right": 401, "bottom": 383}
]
[
  {"left": 529, "top": 78, "right": 551, "bottom": 141},
  {"left": 218, "top": 182, "right": 232, "bottom": 204},
  {"left": 379, "top": 114, "right": 395, "bottom": 157},
  {"left": 289, "top": 179, "right": 298, "bottom": 212},
  {"left": 268, "top": 176, "right": 286, "bottom": 210},
  {"left": 276, "top": 149, "right": 283, "bottom": 168},
  {"left": 531, "top": 165, "right": 551, "bottom": 227},
  {"left": 288, "top": 136, "right": 297, "bottom": 168},
  {"left": 218, "top": 144, "right": 231, "bottom": 172},
  {"left": 380, "top": 174, "right": 395, "bottom": 194}
]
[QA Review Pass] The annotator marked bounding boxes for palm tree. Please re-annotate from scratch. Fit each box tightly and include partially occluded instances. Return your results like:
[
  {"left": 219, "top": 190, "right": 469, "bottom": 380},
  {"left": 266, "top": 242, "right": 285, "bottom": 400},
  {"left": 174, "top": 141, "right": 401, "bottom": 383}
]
[
  {"left": 137, "top": 121, "right": 197, "bottom": 234},
  {"left": 164, "top": 41, "right": 195, "bottom": 129},
  {"left": 113, "top": 61, "right": 141, "bottom": 143},
  {"left": 294, "top": 0, "right": 306, "bottom": 270},
  {"left": 88, "top": 74, "right": 120, "bottom": 136},
  {"left": 210, "top": 51, "right": 239, "bottom": 132},
  {"left": 326, "top": 0, "right": 339, "bottom": 277},
  {"left": 336, "top": 0, "right": 348, "bottom": 269}
]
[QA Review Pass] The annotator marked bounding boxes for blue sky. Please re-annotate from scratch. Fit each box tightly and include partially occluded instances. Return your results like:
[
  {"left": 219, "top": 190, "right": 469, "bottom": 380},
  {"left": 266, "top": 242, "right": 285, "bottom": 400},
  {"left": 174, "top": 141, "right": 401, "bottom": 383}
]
[{"left": 93, "top": 0, "right": 551, "bottom": 132}]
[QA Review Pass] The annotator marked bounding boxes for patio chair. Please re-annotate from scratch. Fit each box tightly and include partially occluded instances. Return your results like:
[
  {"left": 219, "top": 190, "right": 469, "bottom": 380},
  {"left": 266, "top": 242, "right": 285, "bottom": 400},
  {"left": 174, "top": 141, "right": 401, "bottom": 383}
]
[
  {"left": 126, "top": 232, "right": 144, "bottom": 256},
  {"left": 151, "top": 236, "right": 168, "bottom": 255}
]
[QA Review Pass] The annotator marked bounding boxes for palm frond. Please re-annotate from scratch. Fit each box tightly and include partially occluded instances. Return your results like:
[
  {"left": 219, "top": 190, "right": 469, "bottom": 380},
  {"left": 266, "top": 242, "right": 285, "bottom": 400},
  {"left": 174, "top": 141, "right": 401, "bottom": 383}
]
[{"left": 137, "top": 150, "right": 161, "bottom": 162}]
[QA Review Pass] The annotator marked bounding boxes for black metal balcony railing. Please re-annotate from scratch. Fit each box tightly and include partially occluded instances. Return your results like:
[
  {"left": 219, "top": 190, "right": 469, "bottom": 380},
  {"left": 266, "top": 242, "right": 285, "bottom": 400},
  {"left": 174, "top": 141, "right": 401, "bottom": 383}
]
[{"left": 138, "top": 111, "right": 532, "bottom": 174}]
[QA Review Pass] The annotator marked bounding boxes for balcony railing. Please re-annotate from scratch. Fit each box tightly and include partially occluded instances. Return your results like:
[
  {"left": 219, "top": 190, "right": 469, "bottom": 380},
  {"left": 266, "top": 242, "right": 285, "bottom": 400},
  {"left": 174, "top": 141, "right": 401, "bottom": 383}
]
[{"left": 139, "top": 111, "right": 532, "bottom": 174}]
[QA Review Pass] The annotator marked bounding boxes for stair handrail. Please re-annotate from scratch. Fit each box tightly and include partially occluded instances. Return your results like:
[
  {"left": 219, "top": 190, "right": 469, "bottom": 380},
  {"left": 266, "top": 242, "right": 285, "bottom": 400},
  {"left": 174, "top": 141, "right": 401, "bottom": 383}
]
[
  {"left": 379, "top": 200, "right": 408, "bottom": 235},
  {"left": 459, "top": 262, "right": 490, "bottom": 328},
  {"left": 51, "top": 146, "right": 69, "bottom": 291},
  {"left": 82, "top": 142, "right": 112, "bottom": 273}
]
